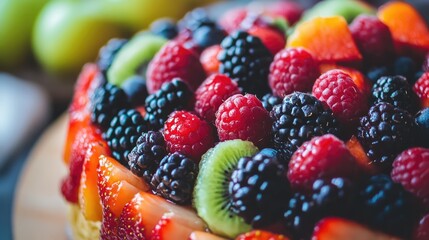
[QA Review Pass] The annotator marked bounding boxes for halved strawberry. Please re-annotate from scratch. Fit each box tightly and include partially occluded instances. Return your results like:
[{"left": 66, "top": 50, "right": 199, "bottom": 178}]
[
  {"left": 151, "top": 212, "right": 206, "bottom": 240},
  {"left": 247, "top": 26, "right": 286, "bottom": 55},
  {"left": 312, "top": 217, "right": 400, "bottom": 240},
  {"left": 189, "top": 231, "right": 227, "bottom": 240},
  {"left": 346, "top": 136, "right": 375, "bottom": 175},
  {"left": 200, "top": 45, "right": 222, "bottom": 75},
  {"left": 117, "top": 191, "right": 206, "bottom": 239},
  {"left": 235, "top": 230, "right": 289, "bottom": 240}
]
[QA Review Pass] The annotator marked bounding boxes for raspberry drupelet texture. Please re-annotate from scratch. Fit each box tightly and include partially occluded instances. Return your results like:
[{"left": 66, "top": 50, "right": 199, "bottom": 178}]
[
  {"left": 269, "top": 48, "right": 320, "bottom": 97},
  {"left": 218, "top": 31, "right": 273, "bottom": 97},
  {"left": 270, "top": 92, "right": 340, "bottom": 162},
  {"left": 357, "top": 102, "right": 416, "bottom": 172},
  {"left": 194, "top": 74, "right": 240, "bottom": 123},
  {"left": 215, "top": 94, "right": 272, "bottom": 148},
  {"left": 97, "top": 38, "right": 128, "bottom": 76},
  {"left": 414, "top": 72, "right": 429, "bottom": 108},
  {"left": 163, "top": 111, "right": 215, "bottom": 161},
  {"left": 391, "top": 147, "right": 429, "bottom": 208},
  {"left": 144, "top": 79, "right": 194, "bottom": 130},
  {"left": 229, "top": 149, "right": 289, "bottom": 227},
  {"left": 150, "top": 153, "right": 198, "bottom": 205},
  {"left": 90, "top": 82, "right": 130, "bottom": 131},
  {"left": 146, "top": 41, "right": 206, "bottom": 94},
  {"left": 104, "top": 109, "right": 148, "bottom": 166},
  {"left": 312, "top": 70, "right": 368, "bottom": 129},
  {"left": 128, "top": 131, "right": 167, "bottom": 183}
]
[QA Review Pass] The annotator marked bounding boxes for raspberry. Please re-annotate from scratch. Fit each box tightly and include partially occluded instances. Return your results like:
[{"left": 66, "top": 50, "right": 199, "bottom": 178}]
[
  {"left": 358, "top": 102, "right": 416, "bottom": 172},
  {"left": 287, "top": 134, "right": 360, "bottom": 191},
  {"left": 150, "top": 153, "right": 197, "bottom": 204},
  {"left": 128, "top": 131, "right": 167, "bottom": 183},
  {"left": 146, "top": 41, "right": 206, "bottom": 94},
  {"left": 218, "top": 31, "right": 273, "bottom": 97},
  {"left": 414, "top": 72, "right": 429, "bottom": 108},
  {"left": 264, "top": 1, "right": 303, "bottom": 26},
  {"left": 150, "top": 18, "right": 178, "bottom": 40},
  {"left": 247, "top": 26, "right": 286, "bottom": 55},
  {"left": 357, "top": 174, "right": 418, "bottom": 238},
  {"left": 215, "top": 94, "right": 272, "bottom": 148},
  {"left": 261, "top": 94, "right": 282, "bottom": 112},
  {"left": 194, "top": 74, "right": 241, "bottom": 123},
  {"left": 269, "top": 48, "right": 319, "bottom": 97},
  {"left": 414, "top": 214, "right": 429, "bottom": 240},
  {"left": 164, "top": 111, "right": 215, "bottom": 161},
  {"left": 349, "top": 15, "right": 395, "bottom": 67},
  {"left": 200, "top": 45, "right": 222, "bottom": 75},
  {"left": 391, "top": 147, "right": 429, "bottom": 208},
  {"left": 372, "top": 75, "right": 419, "bottom": 113},
  {"left": 219, "top": 8, "right": 248, "bottom": 33},
  {"left": 229, "top": 149, "right": 289, "bottom": 227},
  {"left": 312, "top": 70, "right": 368, "bottom": 128},
  {"left": 144, "top": 79, "right": 194, "bottom": 130},
  {"left": 423, "top": 53, "right": 429, "bottom": 72},
  {"left": 270, "top": 92, "right": 340, "bottom": 161},
  {"left": 97, "top": 38, "right": 128, "bottom": 76}
]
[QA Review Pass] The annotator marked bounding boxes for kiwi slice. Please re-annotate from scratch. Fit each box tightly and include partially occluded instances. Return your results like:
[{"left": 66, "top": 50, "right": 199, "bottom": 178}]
[
  {"left": 193, "top": 140, "right": 259, "bottom": 238},
  {"left": 107, "top": 32, "right": 166, "bottom": 86}
]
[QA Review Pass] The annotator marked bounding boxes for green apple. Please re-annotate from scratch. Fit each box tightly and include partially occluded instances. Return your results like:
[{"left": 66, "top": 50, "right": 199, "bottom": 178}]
[{"left": 0, "top": 0, "right": 49, "bottom": 69}]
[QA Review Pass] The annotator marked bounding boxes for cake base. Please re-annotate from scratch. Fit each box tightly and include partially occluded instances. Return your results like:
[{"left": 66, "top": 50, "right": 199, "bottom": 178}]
[{"left": 67, "top": 204, "right": 101, "bottom": 240}]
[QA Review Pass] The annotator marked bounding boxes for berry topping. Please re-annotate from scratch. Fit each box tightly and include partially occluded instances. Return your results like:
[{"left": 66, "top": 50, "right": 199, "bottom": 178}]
[
  {"left": 414, "top": 72, "right": 429, "bottom": 108},
  {"left": 150, "top": 18, "right": 178, "bottom": 40},
  {"left": 216, "top": 94, "right": 272, "bottom": 148},
  {"left": 269, "top": 48, "right": 320, "bottom": 97},
  {"left": 146, "top": 41, "right": 205, "bottom": 94},
  {"left": 144, "top": 79, "right": 194, "bottom": 130},
  {"left": 392, "top": 56, "right": 419, "bottom": 84},
  {"left": 283, "top": 193, "right": 318, "bottom": 239},
  {"left": 247, "top": 26, "right": 286, "bottom": 55},
  {"left": 97, "top": 38, "right": 128, "bottom": 76},
  {"left": 194, "top": 74, "right": 241, "bottom": 123},
  {"left": 261, "top": 94, "right": 282, "bottom": 112},
  {"left": 121, "top": 75, "right": 148, "bottom": 107},
  {"left": 414, "top": 214, "right": 429, "bottom": 240},
  {"left": 128, "top": 131, "right": 167, "bottom": 183},
  {"left": 218, "top": 31, "right": 273, "bottom": 96},
  {"left": 164, "top": 111, "right": 215, "bottom": 161},
  {"left": 229, "top": 149, "right": 289, "bottom": 227},
  {"left": 150, "top": 153, "right": 198, "bottom": 205},
  {"left": 270, "top": 92, "right": 340, "bottom": 161},
  {"left": 235, "top": 230, "right": 289, "bottom": 240},
  {"left": 200, "top": 45, "right": 222, "bottom": 75},
  {"left": 415, "top": 108, "right": 429, "bottom": 147},
  {"left": 104, "top": 109, "right": 148, "bottom": 166},
  {"left": 391, "top": 147, "right": 429, "bottom": 208},
  {"left": 357, "top": 102, "right": 416, "bottom": 172}
]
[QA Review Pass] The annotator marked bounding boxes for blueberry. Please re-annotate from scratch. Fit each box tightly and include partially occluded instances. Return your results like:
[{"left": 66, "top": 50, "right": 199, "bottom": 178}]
[
  {"left": 416, "top": 108, "right": 429, "bottom": 147},
  {"left": 192, "top": 25, "right": 226, "bottom": 48},
  {"left": 150, "top": 18, "right": 178, "bottom": 40},
  {"left": 393, "top": 57, "right": 417, "bottom": 84},
  {"left": 121, "top": 75, "right": 148, "bottom": 106},
  {"left": 366, "top": 66, "right": 391, "bottom": 83}
]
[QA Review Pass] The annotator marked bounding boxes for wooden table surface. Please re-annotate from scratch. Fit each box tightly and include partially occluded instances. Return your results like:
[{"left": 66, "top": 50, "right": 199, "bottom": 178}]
[{"left": 13, "top": 115, "right": 69, "bottom": 240}]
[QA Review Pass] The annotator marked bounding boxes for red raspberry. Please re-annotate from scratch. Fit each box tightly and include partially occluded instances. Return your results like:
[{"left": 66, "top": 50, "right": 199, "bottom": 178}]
[
  {"left": 200, "top": 45, "right": 222, "bottom": 75},
  {"left": 312, "top": 70, "right": 368, "bottom": 128},
  {"left": 287, "top": 134, "right": 361, "bottom": 191},
  {"left": 263, "top": 1, "right": 303, "bottom": 26},
  {"left": 146, "top": 41, "right": 206, "bottom": 94},
  {"left": 219, "top": 7, "right": 248, "bottom": 33},
  {"left": 414, "top": 214, "right": 429, "bottom": 240},
  {"left": 391, "top": 147, "right": 429, "bottom": 208},
  {"left": 215, "top": 94, "right": 272, "bottom": 148},
  {"left": 194, "top": 74, "right": 241, "bottom": 123},
  {"left": 247, "top": 26, "right": 286, "bottom": 55},
  {"left": 423, "top": 53, "right": 429, "bottom": 72},
  {"left": 349, "top": 15, "right": 395, "bottom": 67},
  {"left": 164, "top": 111, "right": 215, "bottom": 161},
  {"left": 269, "top": 48, "right": 319, "bottom": 97},
  {"left": 414, "top": 72, "right": 429, "bottom": 108}
]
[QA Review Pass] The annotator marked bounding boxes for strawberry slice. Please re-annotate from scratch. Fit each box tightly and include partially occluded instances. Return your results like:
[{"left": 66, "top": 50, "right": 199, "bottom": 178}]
[
  {"left": 189, "top": 231, "right": 227, "bottom": 240},
  {"left": 235, "top": 230, "right": 290, "bottom": 240},
  {"left": 117, "top": 191, "right": 206, "bottom": 239},
  {"left": 312, "top": 217, "right": 401, "bottom": 240},
  {"left": 346, "top": 136, "right": 375, "bottom": 175}
]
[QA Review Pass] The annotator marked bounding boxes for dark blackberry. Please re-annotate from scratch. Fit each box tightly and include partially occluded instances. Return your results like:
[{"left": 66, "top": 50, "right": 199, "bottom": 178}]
[
  {"left": 150, "top": 18, "right": 178, "bottom": 40},
  {"left": 372, "top": 75, "right": 419, "bottom": 113},
  {"left": 357, "top": 102, "right": 416, "bottom": 172},
  {"left": 261, "top": 94, "right": 282, "bottom": 112},
  {"left": 416, "top": 108, "right": 429, "bottom": 148},
  {"left": 150, "top": 153, "right": 197, "bottom": 205},
  {"left": 357, "top": 174, "right": 418, "bottom": 238},
  {"left": 393, "top": 56, "right": 418, "bottom": 84},
  {"left": 218, "top": 31, "right": 273, "bottom": 97},
  {"left": 283, "top": 193, "right": 319, "bottom": 240},
  {"left": 97, "top": 38, "right": 128, "bottom": 76},
  {"left": 128, "top": 131, "right": 167, "bottom": 182},
  {"left": 270, "top": 92, "right": 340, "bottom": 161},
  {"left": 90, "top": 82, "right": 130, "bottom": 130},
  {"left": 229, "top": 149, "right": 289, "bottom": 227},
  {"left": 121, "top": 75, "right": 148, "bottom": 107},
  {"left": 104, "top": 109, "right": 148, "bottom": 166},
  {"left": 144, "top": 79, "right": 194, "bottom": 130}
]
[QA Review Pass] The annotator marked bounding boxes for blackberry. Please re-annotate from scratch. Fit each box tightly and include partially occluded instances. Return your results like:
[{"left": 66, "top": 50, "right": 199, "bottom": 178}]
[
  {"left": 104, "top": 109, "right": 148, "bottom": 166},
  {"left": 150, "top": 153, "right": 197, "bottom": 205},
  {"left": 357, "top": 102, "right": 416, "bottom": 172},
  {"left": 90, "top": 82, "right": 130, "bottom": 130},
  {"left": 357, "top": 174, "right": 418, "bottom": 237},
  {"left": 218, "top": 31, "right": 273, "bottom": 97},
  {"left": 416, "top": 108, "right": 429, "bottom": 148},
  {"left": 144, "top": 79, "right": 194, "bottom": 130},
  {"left": 229, "top": 149, "right": 289, "bottom": 227},
  {"left": 283, "top": 193, "right": 319, "bottom": 240},
  {"left": 372, "top": 75, "right": 419, "bottom": 113},
  {"left": 128, "top": 131, "right": 167, "bottom": 182},
  {"left": 270, "top": 92, "right": 340, "bottom": 161},
  {"left": 150, "top": 18, "right": 178, "bottom": 40},
  {"left": 97, "top": 38, "right": 128, "bottom": 76},
  {"left": 261, "top": 94, "right": 282, "bottom": 112}
]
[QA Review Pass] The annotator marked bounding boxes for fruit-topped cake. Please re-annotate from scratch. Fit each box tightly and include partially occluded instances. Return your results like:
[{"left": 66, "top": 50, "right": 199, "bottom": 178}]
[{"left": 60, "top": 0, "right": 429, "bottom": 239}]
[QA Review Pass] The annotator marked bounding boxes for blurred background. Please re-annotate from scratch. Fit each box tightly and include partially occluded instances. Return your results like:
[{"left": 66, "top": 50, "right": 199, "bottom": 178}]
[{"left": 1, "top": 0, "right": 428, "bottom": 239}]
